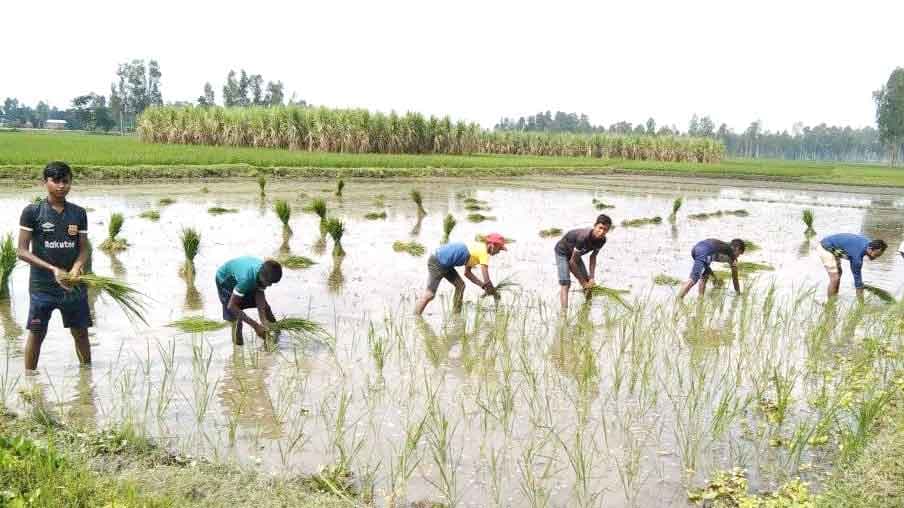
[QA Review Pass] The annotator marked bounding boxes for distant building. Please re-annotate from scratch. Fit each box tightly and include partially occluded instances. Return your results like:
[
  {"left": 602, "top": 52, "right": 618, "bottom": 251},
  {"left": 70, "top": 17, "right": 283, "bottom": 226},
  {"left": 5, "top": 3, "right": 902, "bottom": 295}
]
[{"left": 46, "top": 119, "right": 67, "bottom": 130}]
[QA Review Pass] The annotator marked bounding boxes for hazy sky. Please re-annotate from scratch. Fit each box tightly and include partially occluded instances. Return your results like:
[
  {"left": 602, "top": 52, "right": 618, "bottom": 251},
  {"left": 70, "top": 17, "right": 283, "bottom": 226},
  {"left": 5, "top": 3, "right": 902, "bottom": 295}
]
[{"left": 4, "top": 0, "right": 902, "bottom": 132}]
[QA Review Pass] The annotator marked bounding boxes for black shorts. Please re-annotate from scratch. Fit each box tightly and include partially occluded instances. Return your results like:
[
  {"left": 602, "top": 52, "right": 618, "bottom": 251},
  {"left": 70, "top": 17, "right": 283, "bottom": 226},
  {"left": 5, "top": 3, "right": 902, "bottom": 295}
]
[
  {"left": 216, "top": 278, "right": 257, "bottom": 321},
  {"left": 426, "top": 255, "right": 463, "bottom": 293},
  {"left": 27, "top": 289, "right": 93, "bottom": 335}
]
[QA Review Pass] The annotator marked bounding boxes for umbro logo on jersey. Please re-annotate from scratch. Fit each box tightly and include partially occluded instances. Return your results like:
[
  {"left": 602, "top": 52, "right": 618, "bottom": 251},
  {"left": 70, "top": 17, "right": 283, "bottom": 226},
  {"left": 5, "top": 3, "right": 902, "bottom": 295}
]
[{"left": 41, "top": 222, "right": 55, "bottom": 232}]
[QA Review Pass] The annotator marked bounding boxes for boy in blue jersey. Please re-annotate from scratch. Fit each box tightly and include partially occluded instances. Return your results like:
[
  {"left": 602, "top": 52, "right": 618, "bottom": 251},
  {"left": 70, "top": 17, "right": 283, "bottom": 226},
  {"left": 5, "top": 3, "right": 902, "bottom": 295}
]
[
  {"left": 678, "top": 238, "right": 746, "bottom": 299},
  {"left": 415, "top": 233, "right": 507, "bottom": 315},
  {"left": 816, "top": 233, "right": 886, "bottom": 299},
  {"left": 215, "top": 256, "right": 283, "bottom": 345}
]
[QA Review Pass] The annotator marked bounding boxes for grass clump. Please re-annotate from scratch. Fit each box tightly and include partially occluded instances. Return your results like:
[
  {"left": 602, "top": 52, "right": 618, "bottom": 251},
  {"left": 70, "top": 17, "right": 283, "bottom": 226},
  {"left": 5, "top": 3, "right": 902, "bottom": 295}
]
[
  {"left": 139, "top": 210, "right": 160, "bottom": 221},
  {"left": 277, "top": 255, "right": 317, "bottom": 269},
  {"left": 168, "top": 316, "right": 226, "bottom": 333},
  {"left": 803, "top": 208, "right": 816, "bottom": 235},
  {"left": 58, "top": 273, "right": 148, "bottom": 325},
  {"left": 392, "top": 241, "right": 425, "bottom": 257},
  {"left": 325, "top": 218, "right": 345, "bottom": 257},
  {"left": 653, "top": 274, "right": 683, "bottom": 286},
  {"left": 274, "top": 199, "right": 292, "bottom": 232},
  {"left": 99, "top": 213, "right": 128, "bottom": 251},
  {"left": 0, "top": 234, "right": 16, "bottom": 299},
  {"left": 364, "top": 211, "right": 387, "bottom": 220},
  {"left": 467, "top": 213, "right": 495, "bottom": 223},
  {"left": 539, "top": 227, "right": 563, "bottom": 238},
  {"left": 621, "top": 216, "right": 662, "bottom": 227},
  {"left": 207, "top": 206, "right": 238, "bottom": 215},
  {"left": 335, "top": 178, "right": 345, "bottom": 197},
  {"left": 864, "top": 285, "right": 896, "bottom": 304},
  {"left": 442, "top": 214, "right": 457, "bottom": 243},
  {"left": 257, "top": 175, "right": 267, "bottom": 196},
  {"left": 411, "top": 189, "right": 426, "bottom": 215},
  {"left": 158, "top": 197, "right": 175, "bottom": 206}
]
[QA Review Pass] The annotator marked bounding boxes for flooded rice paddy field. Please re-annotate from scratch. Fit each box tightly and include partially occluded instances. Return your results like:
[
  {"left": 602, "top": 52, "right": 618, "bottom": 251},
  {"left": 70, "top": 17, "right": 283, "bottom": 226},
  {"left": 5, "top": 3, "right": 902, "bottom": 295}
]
[{"left": 1, "top": 174, "right": 903, "bottom": 507}]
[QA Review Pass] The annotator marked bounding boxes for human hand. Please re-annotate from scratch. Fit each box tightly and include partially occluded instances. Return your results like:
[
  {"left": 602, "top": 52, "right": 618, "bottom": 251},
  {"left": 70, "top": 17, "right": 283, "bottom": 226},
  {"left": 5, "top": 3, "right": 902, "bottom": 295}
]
[
  {"left": 54, "top": 267, "right": 72, "bottom": 290},
  {"left": 253, "top": 322, "right": 269, "bottom": 339},
  {"left": 581, "top": 280, "right": 595, "bottom": 290}
]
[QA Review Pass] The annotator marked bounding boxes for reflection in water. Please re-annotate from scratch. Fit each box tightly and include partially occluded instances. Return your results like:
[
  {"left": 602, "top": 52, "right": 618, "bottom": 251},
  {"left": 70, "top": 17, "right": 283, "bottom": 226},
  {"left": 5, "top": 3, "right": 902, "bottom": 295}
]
[
  {"left": 328, "top": 256, "right": 345, "bottom": 293},
  {"left": 182, "top": 266, "right": 203, "bottom": 311},
  {"left": 279, "top": 229, "right": 291, "bottom": 255},
  {"left": 312, "top": 234, "right": 327, "bottom": 257},
  {"left": 410, "top": 214, "right": 424, "bottom": 237},
  {"left": 798, "top": 238, "right": 812, "bottom": 258},
  {"left": 106, "top": 251, "right": 126, "bottom": 278},
  {"left": 861, "top": 198, "right": 904, "bottom": 257},
  {"left": 0, "top": 299, "right": 23, "bottom": 341},
  {"left": 219, "top": 345, "right": 283, "bottom": 442},
  {"left": 682, "top": 297, "right": 738, "bottom": 349},
  {"left": 67, "top": 369, "right": 98, "bottom": 429},
  {"left": 549, "top": 302, "right": 600, "bottom": 402}
]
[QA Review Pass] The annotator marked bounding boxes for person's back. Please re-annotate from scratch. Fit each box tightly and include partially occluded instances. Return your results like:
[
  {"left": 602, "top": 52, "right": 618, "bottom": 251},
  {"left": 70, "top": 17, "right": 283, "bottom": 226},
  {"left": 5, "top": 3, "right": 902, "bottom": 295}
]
[
  {"left": 820, "top": 233, "right": 869, "bottom": 260},
  {"left": 433, "top": 242, "right": 471, "bottom": 268}
]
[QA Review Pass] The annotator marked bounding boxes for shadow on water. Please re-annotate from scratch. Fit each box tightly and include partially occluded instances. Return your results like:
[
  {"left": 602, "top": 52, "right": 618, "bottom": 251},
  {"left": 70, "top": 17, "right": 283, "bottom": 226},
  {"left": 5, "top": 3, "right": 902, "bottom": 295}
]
[{"left": 219, "top": 343, "right": 282, "bottom": 441}]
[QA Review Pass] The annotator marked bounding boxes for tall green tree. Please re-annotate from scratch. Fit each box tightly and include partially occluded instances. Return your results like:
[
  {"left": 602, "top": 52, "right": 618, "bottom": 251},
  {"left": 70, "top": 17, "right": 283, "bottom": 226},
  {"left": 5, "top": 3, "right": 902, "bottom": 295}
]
[
  {"left": 223, "top": 71, "right": 239, "bottom": 107},
  {"left": 199, "top": 82, "right": 215, "bottom": 106},
  {"left": 874, "top": 67, "right": 904, "bottom": 165},
  {"left": 265, "top": 81, "right": 284, "bottom": 106}
]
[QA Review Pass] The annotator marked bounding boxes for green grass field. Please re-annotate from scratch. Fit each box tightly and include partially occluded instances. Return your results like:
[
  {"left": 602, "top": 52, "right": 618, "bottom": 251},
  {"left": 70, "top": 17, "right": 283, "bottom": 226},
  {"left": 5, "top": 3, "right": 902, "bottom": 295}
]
[{"left": 2, "top": 129, "right": 903, "bottom": 186}]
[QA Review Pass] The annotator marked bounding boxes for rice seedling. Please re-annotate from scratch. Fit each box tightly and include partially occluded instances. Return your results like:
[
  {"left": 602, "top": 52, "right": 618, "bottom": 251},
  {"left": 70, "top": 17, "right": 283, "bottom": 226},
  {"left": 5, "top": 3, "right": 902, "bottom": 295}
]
[
  {"left": 0, "top": 234, "right": 16, "bottom": 299},
  {"left": 99, "top": 213, "right": 129, "bottom": 251},
  {"left": 168, "top": 316, "right": 227, "bottom": 333},
  {"left": 467, "top": 213, "right": 495, "bottom": 223},
  {"left": 621, "top": 216, "right": 662, "bottom": 227},
  {"left": 410, "top": 189, "right": 426, "bottom": 215},
  {"left": 325, "top": 217, "right": 346, "bottom": 257},
  {"left": 309, "top": 198, "right": 328, "bottom": 233},
  {"left": 57, "top": 273, "right": 148, "bottom": 325},
  {"left": 180, "top": 227, "right": 200, "bottom": 263},
  {"left": 392, "top": 241, "right": 425, "bottom": 257},
  {"left": 207, "top": 206, "right": 238, "bottom": 215},
  {"left": 277, "top": 255, "right": 316, "bottom": 269},
  {"left": 138, "top": 210, "right": 160, "bottom": 221},
  {"left": 442, "top": 214, "right": 457, "bottom": 243},
  {"left": 653, "top": 274, "right": 683, "bottom": 286},
  {"left": 587, "top": 285, "right": 632, "bottom": 309},
  {"left": 364, "top": 211, "right": 387, "bottom": 220},
  {"left": 274, "top": 199, "right": 292, "bottom": 233},
  {"left": 803, "top": 209, "right": 816, "bottom": 235},
  {"left": 538, "top": 227, "right": 563, "bottom": 238},
  {"left": 158, "top": 198, "right": 175, "bottom": 206},
  {"left": 688, "top": 209, "right": 750, "bottom": 220},
  {"left": 335, "top": 179, "right": 345, "bottom": 197},
  {"left": 464, "top": 203, "right": 490, "bottom": 212},
  {"left": 670, "top": 197, "right": 683, "bottom": 219},
  {"left": 863, "top": 285, "right": 896, "bottom": 303},
  {"left": 268, "top": 317, "right": 328, "bottom": 342},
  {"left": 592, "top": 198, "right": 615, "bottom": 210},
  {"left": 257, "top": 175, "right": 267, "bottom": 196}
]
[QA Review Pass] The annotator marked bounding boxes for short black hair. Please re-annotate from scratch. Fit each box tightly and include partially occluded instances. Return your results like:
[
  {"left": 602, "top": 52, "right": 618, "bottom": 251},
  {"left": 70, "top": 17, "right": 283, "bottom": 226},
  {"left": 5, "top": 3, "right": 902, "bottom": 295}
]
[
  {"left": 43, "top": 161, "right": 72, "bottom": 181},
  {"left": 595, "top": 214, "right": 612, "bottom": 227},
  {"left": 260, "top": 259, "right": 283, "bottom": 284},
  {"left": 730, "top": 238, "right": 746, "bottom": 253},
  {"left": 869, "top": 239, "right": 888, "bottom": 251}
]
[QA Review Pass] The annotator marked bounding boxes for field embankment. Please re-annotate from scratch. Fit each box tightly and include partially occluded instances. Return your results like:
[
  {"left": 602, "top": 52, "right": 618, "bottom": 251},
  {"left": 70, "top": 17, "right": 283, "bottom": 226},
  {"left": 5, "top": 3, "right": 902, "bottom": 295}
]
[{"left": 1, "top": 129, "right": 903, "bottom": 187}]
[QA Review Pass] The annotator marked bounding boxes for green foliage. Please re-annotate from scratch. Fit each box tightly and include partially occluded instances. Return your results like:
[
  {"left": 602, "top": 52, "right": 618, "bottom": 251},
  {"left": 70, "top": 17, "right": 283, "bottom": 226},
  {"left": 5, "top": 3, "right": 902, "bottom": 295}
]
[
  {"left": 442, "top": 214, "right": 457, "bottom": 243},
  {"left": 410, "top": 189, "right": 426, "bottom": 215},
  {"left": 364, "top": 211, "right": 387, "bottom": 220},
  {"left": 108, "top": 212, "right": 124, "bottom": 239},
  {"left": 802, "top": 209, "right": 815, "bottom": 234},
  {"left": 392, "top": 241, "right": 425, "bottom": 257},
  {"left": 587, "top": 286, "right": 632, "bottom": 310},
  {"left": 180, "top": 228, "right": 200, "bottom": 262},
  {"left": 0, "top": 234, "right": 16, "bottom": 299},
  {"left": 621, "top": 216, "right": 662, "bottom": 227},
  {"left": 138, "top": 210, "right": 160, "bottom": 221},
  {"left": 59, "top": 273, "right": 148, "bottom": 325},
  {"left": 268, "top": 317, "right": 329, "bottom": 343},
  {"left": 207, "top": 206, "right": 238, "bottom": 215},
  {"left": 168, "top": 316, "right": 226, "bottom": 333},
  {"left": 324, "top": 218, "right": 345, "bottom": 257},
  {"left": 310, "top": 198, "right": 327, "bottom": 221},
  {"left": 874, "top": 67, "right": 904, "bottom": 164},
  {"left": 539, "top": 227, "right": 562, "bottom": 238},
  {"left": 100, "top": 213, "right": 128, "bottom": 251},
  {"left": 274, "top": 199, "right": 291, "bottom": 227}
]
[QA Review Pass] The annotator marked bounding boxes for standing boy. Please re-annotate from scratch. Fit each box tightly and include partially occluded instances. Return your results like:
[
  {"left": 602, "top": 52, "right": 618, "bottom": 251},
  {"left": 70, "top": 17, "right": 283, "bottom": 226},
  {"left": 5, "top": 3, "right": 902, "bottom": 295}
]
[
  {"left": 415, "top": 233, "right": 506, "bottom": 315},
  {"left": 678, "top": 239, "right": 746, "bottom": 299},
  {"left": 555, "top": 214, "right": 611, "bottom": 309},
  {"left": 215, "top": 256, "right": 283, "bottom": 345},
  {"left": 816, "top": 233, "right": 886, "bottom": 299},
  {"left": 17, "top": 161, "right": 91, "bottom": 371}
]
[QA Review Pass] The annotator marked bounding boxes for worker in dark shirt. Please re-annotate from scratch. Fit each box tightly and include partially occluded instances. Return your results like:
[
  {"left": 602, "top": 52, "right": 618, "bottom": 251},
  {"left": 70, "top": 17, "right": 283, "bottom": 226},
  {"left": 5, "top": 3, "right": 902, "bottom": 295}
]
[
  {"left": 16, "top": 161, "right": 91, "bottom": 371},
  {"left": 554, "top": 214, "right": 611, "bottom": 309},
  {"left": 678, "top": 239, "right": 746, "bottom": 299},
  {"left": 816, "top": 233, "right": 886, "bottom": 299}
]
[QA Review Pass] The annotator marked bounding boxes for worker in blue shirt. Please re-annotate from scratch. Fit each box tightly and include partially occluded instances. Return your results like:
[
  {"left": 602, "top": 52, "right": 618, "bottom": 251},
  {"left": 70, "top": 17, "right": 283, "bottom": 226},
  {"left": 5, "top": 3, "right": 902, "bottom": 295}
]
[{"left": 816, "top": 233, "right": 887, "bottom": 299}]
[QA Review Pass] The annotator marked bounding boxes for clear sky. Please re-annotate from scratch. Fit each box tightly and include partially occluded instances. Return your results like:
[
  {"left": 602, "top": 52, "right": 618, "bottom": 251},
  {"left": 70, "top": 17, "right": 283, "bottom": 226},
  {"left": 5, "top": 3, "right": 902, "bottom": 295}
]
[{"left": 4, "top": 0, "right": 902, "bottom": 132}]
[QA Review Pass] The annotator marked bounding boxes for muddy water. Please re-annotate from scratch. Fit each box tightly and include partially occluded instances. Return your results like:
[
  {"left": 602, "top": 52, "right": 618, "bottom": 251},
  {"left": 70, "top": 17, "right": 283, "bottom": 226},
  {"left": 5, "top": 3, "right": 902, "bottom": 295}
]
[{"left": 1, "top": 175, "right": 903, "bottom": 507}]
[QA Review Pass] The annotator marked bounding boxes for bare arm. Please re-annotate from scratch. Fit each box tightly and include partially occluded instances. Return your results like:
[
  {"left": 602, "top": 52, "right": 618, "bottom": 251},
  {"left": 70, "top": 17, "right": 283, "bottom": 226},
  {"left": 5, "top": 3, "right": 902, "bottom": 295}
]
[
  {"left": 731, "top": 265, "right": 741, "bottom": 294},
  {"left": 71, "top": 233, "right": 89, "bottom": 276},
  {"left": 463, "top": 265, "right": 485, "bottom": 288},
  {"left": 569, "top": 251, "right": 589, "bottom": 285},
  {"left": 255, "top": 290, "right": 276, "bottom": 323},
  {"left": 227, "top": 294, "right": 265, "bottom": 336},
  {"left": 588, "top": 251, "right": 598, "bottom": 280}
]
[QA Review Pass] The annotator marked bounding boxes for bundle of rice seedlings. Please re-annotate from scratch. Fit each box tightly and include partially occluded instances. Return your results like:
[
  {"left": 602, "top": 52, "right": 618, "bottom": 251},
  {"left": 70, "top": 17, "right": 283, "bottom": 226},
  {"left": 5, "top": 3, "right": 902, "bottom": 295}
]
[
  {"left": 99, "top": 213, "right": 129, "bottom": 251},
  {"left": 139, "top": 210, "right": 160, "bottom": 221},
  {"left": 168, "top": 316, "right": 226, "bottom": 333},
  {"left": 539, "top": 228, "right": 563, "bottom": 238},
  {"left": 180, "top": 228, "right": 200, "bottom": 263},
  {"left": 464, "top": 203, "right": 490, "bottom": 212},
  {"left": 670, "top": 197, "right": 683, "bottom": 219},
  {"left": 736, "top": 261, "right": 774, "bottom": 272},
  {"left": 325, "top": 218, "right": 345, "bottom": 257},
  {"left": 0, "top": 234, "right": 16, "bottom": 299},
  {"left": 742, "top": 240, "right": 761, "bottom": 252},
  {"left": 410, "top": 189, "right": 427, "bottom": 215},
  {"left": 278, "top": 255, "right": 316, "bottom": 269},
  {"left": 802, "top": 209, "right": 815, "bottom": 235},
  {"left": 863, "top": 285, "right": 896, "bottom": 304},
  {"left": 159, "top": 198, "right": 175, "bottom": 206},
  {"left": 467, "top": 213, "right": 495, "bottom": 223},
  {"left": 335, "top": 179, "right": 345, "bottom": 197},
  {"left": 207, "top": 207, "right": 238, "bottom": 215},
  {"left": 587, "top": 286, "right": 632, "bottom": 310},
  {"left": 258, "top": 175, "right": 267, "bottom": 196},
  {"left": 653, "top": 274, "right": 683, "bottom": 286},
  {"left": 364, "top": 211, "right": 387, "bottom": 220},
  {"left": 483, "top": 274, "right": 520, "bottom": 302},
  {"left": 462, "top": 197, "right": 485, "bottom": 205},
  {"left": 58, "top": 273, "right": 148, "bottom": 325},
  {"left": 621, "top": 216, "right": 662, "bottom": 227},
  {"left": 309, "top": 198, "right": 328, "bottom": 233},
  {"left": 274, "top": 199, "right": 292, "bottom": 233},
  {"left": 442, "top": 214, "right": 457, "bottom": 243},
  {"left": 592, "top": 198, "right": 615, "bottom": 210},
  {"left": 267, "top": 317, "right": 328, "bottom": 342},
  {"left": 392, "top": 241, "right": 425, "bottom": 256}
]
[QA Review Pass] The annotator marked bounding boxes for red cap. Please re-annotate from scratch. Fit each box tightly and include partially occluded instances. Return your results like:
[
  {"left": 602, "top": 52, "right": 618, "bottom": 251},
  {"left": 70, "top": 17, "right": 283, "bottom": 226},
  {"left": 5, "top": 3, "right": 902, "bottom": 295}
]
[{"left": 484, "top": 233, "right": 507, "bottom": 250}]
